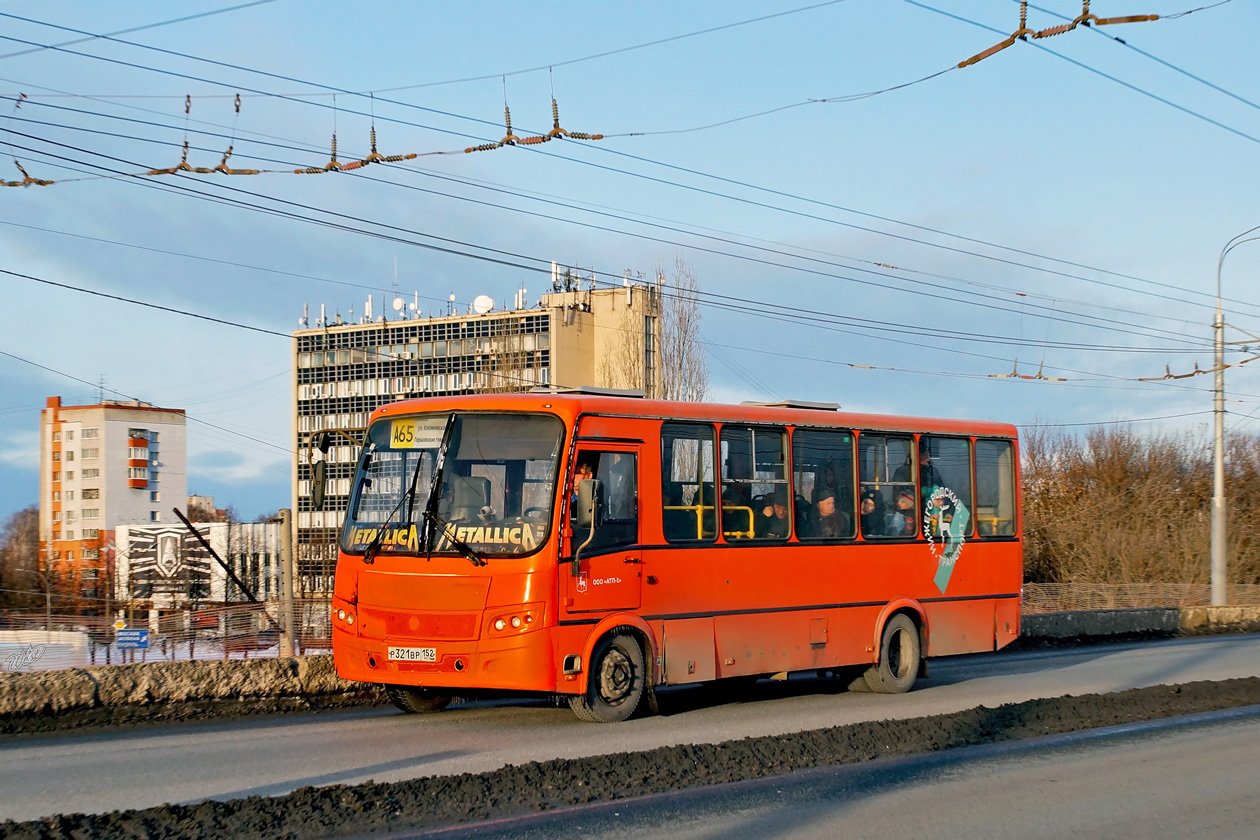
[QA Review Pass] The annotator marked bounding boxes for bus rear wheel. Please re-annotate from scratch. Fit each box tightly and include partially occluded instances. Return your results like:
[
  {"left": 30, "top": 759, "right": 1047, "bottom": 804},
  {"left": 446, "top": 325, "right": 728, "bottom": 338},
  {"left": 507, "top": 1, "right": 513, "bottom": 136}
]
[
  {"left": 863, "top": 613, "right": 920, "bottom": 694},
  {"left": 385, "top": 685, "right": 452, "bottom": 714},
  {"left": 569, "top": 631, "right": 645, "bottom": 723}
]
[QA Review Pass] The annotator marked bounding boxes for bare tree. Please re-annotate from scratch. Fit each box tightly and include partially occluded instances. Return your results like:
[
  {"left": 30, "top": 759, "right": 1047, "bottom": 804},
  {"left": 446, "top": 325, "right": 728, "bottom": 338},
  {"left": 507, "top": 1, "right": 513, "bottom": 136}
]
[
  {"left": 600, "top": 254, "right": 709, "bottom": 401},
  {"left": 0, "top": 506, "right": 41, "bottom": 609}
]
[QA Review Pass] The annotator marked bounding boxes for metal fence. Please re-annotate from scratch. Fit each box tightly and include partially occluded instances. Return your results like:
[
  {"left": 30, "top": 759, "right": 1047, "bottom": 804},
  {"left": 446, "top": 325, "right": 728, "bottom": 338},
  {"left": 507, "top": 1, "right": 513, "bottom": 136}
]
[
  {"left": 0, "top": 599, "right": 332, "bottom": 673},
  {"left": 1021, "top": 583, "right": 1260, "bottom": 613}
]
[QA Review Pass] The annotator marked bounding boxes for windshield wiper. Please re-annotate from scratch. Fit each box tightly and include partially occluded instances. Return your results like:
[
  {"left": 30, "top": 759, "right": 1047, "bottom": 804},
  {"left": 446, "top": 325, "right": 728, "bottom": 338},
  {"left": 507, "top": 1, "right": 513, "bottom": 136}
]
[
  {"left": 363, "top": 444, "right": 423, "bottom": 565},
  {"left": 422, "top": 508, "right": 486, "bottom": 567},
  {"left": 420, "top": 416, "right": 486, "bottom": 567}
]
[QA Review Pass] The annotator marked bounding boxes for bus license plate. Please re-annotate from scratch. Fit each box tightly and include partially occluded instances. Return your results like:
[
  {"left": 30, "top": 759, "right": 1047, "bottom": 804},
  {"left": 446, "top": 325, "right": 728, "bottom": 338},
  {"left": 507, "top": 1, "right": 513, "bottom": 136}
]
[{"left": 388, "top": 646, "right": 437, "bottom": 662}]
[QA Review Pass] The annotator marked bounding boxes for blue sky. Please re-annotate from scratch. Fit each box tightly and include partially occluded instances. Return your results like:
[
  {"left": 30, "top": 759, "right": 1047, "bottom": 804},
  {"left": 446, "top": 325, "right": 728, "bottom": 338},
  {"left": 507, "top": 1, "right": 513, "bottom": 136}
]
[{"left": 2, "top": 0, "right": 1259, "bottom": 522}]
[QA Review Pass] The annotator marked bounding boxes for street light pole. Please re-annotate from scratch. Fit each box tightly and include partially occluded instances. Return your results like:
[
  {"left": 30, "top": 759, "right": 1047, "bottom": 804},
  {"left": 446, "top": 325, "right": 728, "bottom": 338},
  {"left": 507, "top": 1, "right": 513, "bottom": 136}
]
[{"left": 1213, "top": 225, "right": 1260, "bottom": 606}]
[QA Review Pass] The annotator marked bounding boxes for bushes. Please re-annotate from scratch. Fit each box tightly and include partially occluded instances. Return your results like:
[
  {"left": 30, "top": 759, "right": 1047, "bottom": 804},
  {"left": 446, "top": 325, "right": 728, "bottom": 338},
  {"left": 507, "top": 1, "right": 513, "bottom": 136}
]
[{"left": 1022, "top": 426, "right": 1260, "bottom": 585}]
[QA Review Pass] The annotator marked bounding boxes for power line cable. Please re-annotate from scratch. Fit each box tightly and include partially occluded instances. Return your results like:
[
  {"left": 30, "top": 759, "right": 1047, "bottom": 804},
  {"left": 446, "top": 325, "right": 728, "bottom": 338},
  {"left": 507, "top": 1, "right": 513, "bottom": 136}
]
[
  {"left": 1020, "top": 1, "right": 1260, "bottom": 115},
  {"left": 3, "top": 129, "right": 1219, "bottom": 359},
  {"left": 0, "top": 347, "right": 293, "bottom": 457},
  {"left": 2, "top": 118, "right": 1226, "bottom": 353},
  {"left": 908, "top": 0, "right": 1260, "bottom": 149},
  {"left": 10, "top": 102, "right": 1227, "bottom": 345},
  {"left": 7, "top": 13, "right": 1258, "bottom": 318},
  {"left": 0, "top": 1, "right": 276, "bottom": 62}
]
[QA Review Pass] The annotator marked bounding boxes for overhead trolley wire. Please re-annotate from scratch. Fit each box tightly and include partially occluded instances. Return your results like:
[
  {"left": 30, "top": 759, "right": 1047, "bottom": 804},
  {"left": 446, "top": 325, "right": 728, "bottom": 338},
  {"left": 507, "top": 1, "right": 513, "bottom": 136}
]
[
  {"left": 909, "top": 0, "right": 1260, "bottom": 150},
  {"left": 2, "top": 125, "right": 1221, "bottom": 358},
  {"left": 0, "top": 347, "right": 293, "bottom": 458},
  {"left": 0, "top": 1, "right": 276, "bottom": 62},
  {"left": 7, "top": 22, "right": 1260, "bottom": 323},
  {"left": 7, "top": 11, "right": 1260, "bottom": 320},
  {"left": 0, "top": 113, "right": 1229, "bottom": 352},
  {"left": 6, "top": 96, "right": 1234, "bottom": 343}
]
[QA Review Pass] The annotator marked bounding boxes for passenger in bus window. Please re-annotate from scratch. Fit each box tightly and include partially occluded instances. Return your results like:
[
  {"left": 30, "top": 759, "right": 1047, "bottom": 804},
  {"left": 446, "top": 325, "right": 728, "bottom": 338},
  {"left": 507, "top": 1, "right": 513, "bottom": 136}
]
[
  {"left": 895, "top": 443, "right": 943, "bottom": 490},
  {"left": 886, "top": 488, "right": 918, "bottom": 537},
  {"left": 860, "top": 489, "right": 885, "bottom": 537},
  {"left": 816, "top": 487, "right": 849, "bottom": 538},
  {"left": 570, "top": 457, "right": 596, "bottom": 520},
  {"left": 756, "top": 487, "right": 791, "bottom": 538}
]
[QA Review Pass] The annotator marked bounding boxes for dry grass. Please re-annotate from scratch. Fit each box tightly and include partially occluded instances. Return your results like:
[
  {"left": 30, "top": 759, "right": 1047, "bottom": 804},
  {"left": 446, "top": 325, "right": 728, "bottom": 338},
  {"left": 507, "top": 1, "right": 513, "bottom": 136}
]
[{"left": 1022, "top": 426, "right": 1260, "bottom": 585}]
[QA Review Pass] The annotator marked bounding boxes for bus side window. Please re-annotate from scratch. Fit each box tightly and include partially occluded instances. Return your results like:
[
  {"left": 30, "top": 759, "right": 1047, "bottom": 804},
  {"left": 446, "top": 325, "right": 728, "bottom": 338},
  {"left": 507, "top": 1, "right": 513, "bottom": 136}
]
[
  {"left": 975, "top": 439, "right": 1016, "bottom": 536},
  {"left": 858, "top": 434, "right": 913, "bottom": 539},
  {"left": 793, "top": 429, "right": 854, "bottom": 540},
  {"left": 573, "top": 450, "right": 638, "bottom": 551},
  {"left": 662, "top": 423, "right": 717, "bottom": 543},
  {"left": 720, "top": 426, "right": 789, "bottom": 541},
  {"left": 919, "top": 436, "right": 973, "bottom": 538}
]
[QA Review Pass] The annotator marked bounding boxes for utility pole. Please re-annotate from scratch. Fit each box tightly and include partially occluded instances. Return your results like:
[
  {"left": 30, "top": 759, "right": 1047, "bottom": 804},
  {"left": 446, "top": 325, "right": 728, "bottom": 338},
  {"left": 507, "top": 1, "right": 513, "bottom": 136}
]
[
  {"left": 279, "top": 509, "right": 297, "bottom": 657},
  {"left": 1213, "top": 224, "right": 1260, "bottom": 606}
]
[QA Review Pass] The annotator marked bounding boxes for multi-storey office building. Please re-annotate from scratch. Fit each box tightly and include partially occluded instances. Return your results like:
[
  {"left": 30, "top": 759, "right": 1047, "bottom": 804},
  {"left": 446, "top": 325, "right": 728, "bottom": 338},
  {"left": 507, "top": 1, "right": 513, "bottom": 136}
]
[
  {"left": 292, "top": 281, "right": 661, "bottom": 574},
  {"left": 38, "top": 397, "right": 188, "bottom": 615}
]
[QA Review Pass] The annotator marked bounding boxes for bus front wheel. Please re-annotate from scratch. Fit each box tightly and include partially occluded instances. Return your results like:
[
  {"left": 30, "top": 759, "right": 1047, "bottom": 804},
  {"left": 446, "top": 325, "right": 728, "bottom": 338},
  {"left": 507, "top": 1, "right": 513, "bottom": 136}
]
[
  {"left": 569, "top": 631, "right": 645, "bottom": 723},
  {"left": 386, "top": 685, "right": 453, "bottom": 714},
  {"left": 863, "top": 613, "right": 920, "bottom": 694}
]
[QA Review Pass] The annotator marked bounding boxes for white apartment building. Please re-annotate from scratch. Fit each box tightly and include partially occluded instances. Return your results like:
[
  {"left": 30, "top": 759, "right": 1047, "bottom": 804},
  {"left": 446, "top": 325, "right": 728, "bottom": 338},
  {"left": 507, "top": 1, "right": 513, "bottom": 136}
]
[{"left": 39, "top": 397, "right": 188, "bottom": 614}]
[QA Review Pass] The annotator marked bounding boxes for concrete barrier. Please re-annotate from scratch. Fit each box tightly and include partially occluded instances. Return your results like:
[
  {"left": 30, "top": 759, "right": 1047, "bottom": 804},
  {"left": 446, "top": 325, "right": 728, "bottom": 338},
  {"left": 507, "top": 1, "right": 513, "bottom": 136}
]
[
  {"left": 1021, "top": 607, "right": 1181, "bottom": 639},
  {"left": 1179, "top": 605, "right": 1260, "bottom": 632}
]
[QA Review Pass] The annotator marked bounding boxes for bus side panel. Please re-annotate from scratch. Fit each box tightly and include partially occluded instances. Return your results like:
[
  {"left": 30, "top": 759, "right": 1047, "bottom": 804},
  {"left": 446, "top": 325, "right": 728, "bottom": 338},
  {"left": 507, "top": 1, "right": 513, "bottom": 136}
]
[
  {"left": 923, "top": 599, "right": 995, "bottom": 656},
  {"left": 995, "top": 596, "right": 1020, "bottom": 650},
  {"left": 662, "top": 617, "right": 717, "bottom": 683},
  {"left": 712, "top": 606, "right": 878, "bottom": 678}
]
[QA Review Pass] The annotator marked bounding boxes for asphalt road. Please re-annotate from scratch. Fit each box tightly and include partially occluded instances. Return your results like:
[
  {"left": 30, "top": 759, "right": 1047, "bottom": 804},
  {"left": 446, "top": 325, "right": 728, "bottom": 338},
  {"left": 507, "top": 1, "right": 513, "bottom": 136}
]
[
  {"left": 415, "top": 707, "right": 1260, "bottom": 840},
  {"left": 4, "top": 634, "right": 1260, "bottom": 823}
]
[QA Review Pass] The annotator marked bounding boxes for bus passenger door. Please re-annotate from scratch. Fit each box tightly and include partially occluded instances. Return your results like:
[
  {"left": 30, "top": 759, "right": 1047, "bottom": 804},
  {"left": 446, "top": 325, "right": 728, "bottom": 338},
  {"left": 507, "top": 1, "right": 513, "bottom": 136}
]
[{"left": 563, "top": 447, "right": 642, "bottom": 614}]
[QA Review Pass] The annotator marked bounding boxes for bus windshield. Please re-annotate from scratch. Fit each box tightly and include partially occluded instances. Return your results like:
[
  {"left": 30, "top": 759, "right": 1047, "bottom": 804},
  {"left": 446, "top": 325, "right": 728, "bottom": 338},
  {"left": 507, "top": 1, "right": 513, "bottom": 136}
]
[{"left": 342, "top": 412, "right": 563, "bottom": 558}]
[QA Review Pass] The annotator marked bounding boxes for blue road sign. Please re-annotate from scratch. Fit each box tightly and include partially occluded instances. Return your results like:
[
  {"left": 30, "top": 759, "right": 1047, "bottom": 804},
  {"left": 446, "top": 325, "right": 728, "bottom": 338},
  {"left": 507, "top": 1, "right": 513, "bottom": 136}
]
[{"left": 116, "top": 629, "right": 150, "bottom": 649}]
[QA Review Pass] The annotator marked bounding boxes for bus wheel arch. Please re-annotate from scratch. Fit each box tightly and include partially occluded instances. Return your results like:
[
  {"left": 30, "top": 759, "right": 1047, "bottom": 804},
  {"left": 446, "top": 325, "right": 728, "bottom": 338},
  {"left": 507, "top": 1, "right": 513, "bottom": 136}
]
[
  {"left": 575, "top": 614, "right": 658, "bottom": 693},
  {"left": 569, "top": 625, "right": 649, "bottom": 722}
]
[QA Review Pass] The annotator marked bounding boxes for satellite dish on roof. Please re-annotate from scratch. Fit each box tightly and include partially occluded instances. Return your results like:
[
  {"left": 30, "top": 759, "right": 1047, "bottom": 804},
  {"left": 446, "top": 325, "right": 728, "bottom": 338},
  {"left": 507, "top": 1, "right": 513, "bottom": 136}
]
[
  {"left": 473, "top": 294, "right": 494, "bottom": 314},
  {"left": 392, "top": 297, "right": 405, "bottom": 312}
]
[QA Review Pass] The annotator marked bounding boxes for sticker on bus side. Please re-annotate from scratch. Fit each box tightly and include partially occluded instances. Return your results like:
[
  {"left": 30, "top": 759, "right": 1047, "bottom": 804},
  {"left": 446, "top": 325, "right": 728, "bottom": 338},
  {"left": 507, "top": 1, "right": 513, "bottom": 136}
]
[{"left": 388, "top": 646, "right": 437, "bottom": 662}]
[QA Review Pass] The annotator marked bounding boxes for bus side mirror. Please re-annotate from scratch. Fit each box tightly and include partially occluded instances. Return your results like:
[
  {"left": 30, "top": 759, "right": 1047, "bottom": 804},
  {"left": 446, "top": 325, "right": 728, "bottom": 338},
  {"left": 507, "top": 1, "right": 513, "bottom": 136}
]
[
  {"left": 571, "top": 478, "right": 603, "bottom": 575},
  {"left": 312, "top": 460, "right": 327, "bottom": 511},
  {"left": 315, "top": 431, "right": 333, "bottom": 454},
  {"left": 575, "top": 478, "right": 604, "bottom": 530}
]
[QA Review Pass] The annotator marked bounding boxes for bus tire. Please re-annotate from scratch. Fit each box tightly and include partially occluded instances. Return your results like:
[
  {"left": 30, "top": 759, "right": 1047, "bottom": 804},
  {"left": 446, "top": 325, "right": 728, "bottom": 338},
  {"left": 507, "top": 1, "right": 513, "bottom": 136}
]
[
  {"left": 385, "top": 685, "right": 452, "bottom": 714},
  {"left": 569, "top": 630, "right": 645, "bottom": 723},
  {"left": 863, "top": 613, "right": 920, "bottom": 694}
]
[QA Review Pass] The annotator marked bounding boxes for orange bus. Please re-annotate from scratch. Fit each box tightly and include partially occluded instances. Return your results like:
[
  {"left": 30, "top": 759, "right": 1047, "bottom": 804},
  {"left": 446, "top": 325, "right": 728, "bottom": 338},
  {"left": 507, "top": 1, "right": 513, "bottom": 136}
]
[{"left": 325, "top": 389, "right": 1021, "bottom": 722}]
